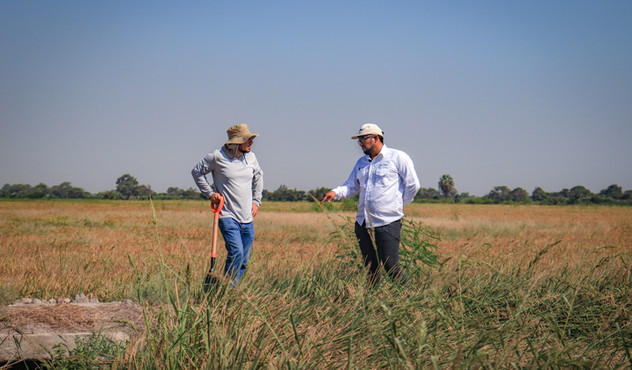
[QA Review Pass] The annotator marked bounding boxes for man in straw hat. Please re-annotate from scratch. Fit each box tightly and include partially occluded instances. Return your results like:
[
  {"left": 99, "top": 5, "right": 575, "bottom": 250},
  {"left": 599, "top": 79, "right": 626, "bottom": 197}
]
[
  {"left": 321, "top": 123, "right": 420, "bottom": 286},
  {"left": 192, "top": 123, "right": 263, "bottom": 285}
]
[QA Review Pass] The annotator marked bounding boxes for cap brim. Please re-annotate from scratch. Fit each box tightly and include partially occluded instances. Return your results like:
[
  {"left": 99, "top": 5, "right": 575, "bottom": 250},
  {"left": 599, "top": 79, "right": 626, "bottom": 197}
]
[{"left": 351, "top": 133, "right": 380, "bottom": 139}]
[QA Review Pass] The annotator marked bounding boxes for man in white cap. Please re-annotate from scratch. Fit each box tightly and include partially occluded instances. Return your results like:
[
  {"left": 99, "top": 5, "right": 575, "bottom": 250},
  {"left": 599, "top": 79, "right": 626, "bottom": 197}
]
[
  {"left": 192, "top": 123, "right": 263, "bottom": 285},
  {"left": 321, "top": 123, "right": 420, "bottom": 286}
]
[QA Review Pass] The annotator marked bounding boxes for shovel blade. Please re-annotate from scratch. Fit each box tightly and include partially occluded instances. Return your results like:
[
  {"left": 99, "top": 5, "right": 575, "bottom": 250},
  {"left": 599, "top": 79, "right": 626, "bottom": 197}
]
[{"left": 203, "top": 257, "right": 217, "bottom": 292}]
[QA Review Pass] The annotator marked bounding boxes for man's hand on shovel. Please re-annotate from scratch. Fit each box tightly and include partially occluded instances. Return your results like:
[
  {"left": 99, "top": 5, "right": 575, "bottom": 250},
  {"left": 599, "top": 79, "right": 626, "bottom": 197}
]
[{"left": 210, "top": 193, "right": 224, "bottom": 204}]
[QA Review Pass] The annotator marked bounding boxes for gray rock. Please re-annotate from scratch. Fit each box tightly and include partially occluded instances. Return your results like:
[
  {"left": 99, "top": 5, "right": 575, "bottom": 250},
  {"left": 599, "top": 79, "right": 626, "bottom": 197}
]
[
  {"left": 21, "top": 298, "right": 32, "bottom": 304},
  {"left": 48, "top": 299, "right": 56, "bottom": 304},
  {"left": 74, "top": 294, "right": 89, "bottom": 303},
  {"left": 89, "top": 297, "right": 99, "bottom": 303},
  {"left": 32, "top": 299, "right": 42, "bottom": 305}
]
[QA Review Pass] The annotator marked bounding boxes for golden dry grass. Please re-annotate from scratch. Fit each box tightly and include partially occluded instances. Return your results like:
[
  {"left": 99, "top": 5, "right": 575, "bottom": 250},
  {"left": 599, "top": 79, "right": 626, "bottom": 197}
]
[
  {"left": 1, "top": 200, "right": 630, "bottom": 303},
  {"left": 1, "top": 200, "right": 631, "bottom": 367},
  {"left": 406, "top": 203, "right": 631, "bottom": 274}
]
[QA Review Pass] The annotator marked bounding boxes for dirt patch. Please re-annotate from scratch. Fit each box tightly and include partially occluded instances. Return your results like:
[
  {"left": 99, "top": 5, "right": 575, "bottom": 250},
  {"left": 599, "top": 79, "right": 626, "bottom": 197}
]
[{"left": 0, "top": 300, "right": 144, "bottom": 363}]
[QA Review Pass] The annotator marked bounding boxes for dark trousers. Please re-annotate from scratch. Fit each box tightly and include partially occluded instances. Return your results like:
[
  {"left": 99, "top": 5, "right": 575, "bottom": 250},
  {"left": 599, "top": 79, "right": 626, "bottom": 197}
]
[{"left": 355, "top": 219, "right": 408, "bottom": 286}]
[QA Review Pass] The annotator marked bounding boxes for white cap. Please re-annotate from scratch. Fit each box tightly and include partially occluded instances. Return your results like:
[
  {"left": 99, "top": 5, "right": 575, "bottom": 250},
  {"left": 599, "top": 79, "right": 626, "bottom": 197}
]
[{"left": 351, "top": 123, "right": 384, "bottom": 139}]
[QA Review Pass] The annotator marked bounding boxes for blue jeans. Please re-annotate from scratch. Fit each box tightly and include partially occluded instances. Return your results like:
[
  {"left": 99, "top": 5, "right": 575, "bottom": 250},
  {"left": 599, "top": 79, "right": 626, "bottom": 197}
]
[{"left": 218, "top": 218, "right": 255, "bottom": 284}]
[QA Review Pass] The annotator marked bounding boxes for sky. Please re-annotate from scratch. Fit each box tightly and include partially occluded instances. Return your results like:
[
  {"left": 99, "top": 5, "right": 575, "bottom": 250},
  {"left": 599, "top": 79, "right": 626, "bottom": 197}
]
[{"left": 1, "top": 1, "right": 631, "bottom": 196}]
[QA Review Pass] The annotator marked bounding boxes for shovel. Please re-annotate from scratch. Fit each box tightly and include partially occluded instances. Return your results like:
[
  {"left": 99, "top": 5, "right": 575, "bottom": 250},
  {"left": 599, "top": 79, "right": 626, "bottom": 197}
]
[{"left": 203, "top": 196, "right": 224, "bottom": 292}]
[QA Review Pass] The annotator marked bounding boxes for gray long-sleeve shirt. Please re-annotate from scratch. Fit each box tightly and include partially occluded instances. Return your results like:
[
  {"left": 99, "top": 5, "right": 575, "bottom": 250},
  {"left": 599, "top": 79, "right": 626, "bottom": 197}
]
[{"left": 191, "top": 146, "right": 263, "bottom": 223}]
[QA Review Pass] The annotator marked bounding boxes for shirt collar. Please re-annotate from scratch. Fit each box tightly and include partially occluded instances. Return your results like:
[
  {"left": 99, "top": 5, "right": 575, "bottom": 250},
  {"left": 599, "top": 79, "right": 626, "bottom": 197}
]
[
  {"left": 365, "top": 144, "right": 389, "bottom": 161},
  {"left": 221, "top": 145, "right": 238, "bottom": 159}
]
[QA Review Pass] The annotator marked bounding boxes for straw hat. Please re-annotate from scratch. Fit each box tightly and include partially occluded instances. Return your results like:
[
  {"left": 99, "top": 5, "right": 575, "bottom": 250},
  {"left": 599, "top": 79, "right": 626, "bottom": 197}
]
[
  {"left": 351, "top": 123, "right": 384, "bottom": 139},
  {"left": 225, "top": 124, "right": 259, "bottom": 145}
]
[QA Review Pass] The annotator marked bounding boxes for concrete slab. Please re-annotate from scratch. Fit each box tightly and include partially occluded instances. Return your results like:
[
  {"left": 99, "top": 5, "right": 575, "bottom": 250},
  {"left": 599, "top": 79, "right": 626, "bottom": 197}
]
[
  {"left": 0, "top": 299, "right": 143, "bottom": 363},
  {"left": 0, "top": 331, "right": 130, "bottom": 362}
]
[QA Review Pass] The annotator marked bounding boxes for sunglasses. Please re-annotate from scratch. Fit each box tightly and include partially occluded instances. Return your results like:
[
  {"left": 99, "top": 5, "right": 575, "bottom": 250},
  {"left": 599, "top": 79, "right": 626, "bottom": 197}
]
[{"left": 358, "top": 135, "right": 375, "bottom": 144}]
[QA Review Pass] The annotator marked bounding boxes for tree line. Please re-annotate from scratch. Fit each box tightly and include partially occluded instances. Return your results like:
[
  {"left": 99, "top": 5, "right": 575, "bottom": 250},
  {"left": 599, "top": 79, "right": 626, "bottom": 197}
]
[
  {"left": 430, "top": 174, "right": 631, "bottom": 205},
  {"left": 1, "top": 173, "right": 631, "bottom": 205}
]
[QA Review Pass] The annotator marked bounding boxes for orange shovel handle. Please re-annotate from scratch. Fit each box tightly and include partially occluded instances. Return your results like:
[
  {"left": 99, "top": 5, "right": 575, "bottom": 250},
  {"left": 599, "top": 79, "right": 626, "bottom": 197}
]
[
  {"left": 210, "top": 197, "right": 224, "bottom": 260},
  {"left": 212, "top": 197, "right": 224, "bottom": 219}
]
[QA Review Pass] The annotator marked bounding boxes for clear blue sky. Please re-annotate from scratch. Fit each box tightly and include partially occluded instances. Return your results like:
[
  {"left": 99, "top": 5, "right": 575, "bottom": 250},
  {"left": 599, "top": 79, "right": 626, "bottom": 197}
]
[{"left": 1, "top": 1, "right": 631, "bottom": 196}]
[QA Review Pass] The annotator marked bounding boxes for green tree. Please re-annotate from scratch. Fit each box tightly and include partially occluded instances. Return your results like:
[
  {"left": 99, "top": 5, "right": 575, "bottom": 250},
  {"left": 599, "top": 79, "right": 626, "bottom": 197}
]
[
  {"left": 31, "top": 183, "right": 49, "bottom": 198},
  {"left": 116, "top": 174, "right": 140, "bottom": 200},
  {"left": 50, "top": 182, "right": 89, "bottom": 199},
  {"left": 137, "top": 184, "right": 155, "bottom": 198},
  {"left": 568, "top": 185, "right": 592, "bottom": 204},
  {"left": 3, "top": 183, "right": 32, "bottom": 197},
  {"left": 166, "top": 187, "right": 183, "bottom": 196},
  {"left": 182, "top": 187, "right": 204, "bottom": 200},
  {"left": 416, "top": 187, "right": 442, "bottom": 200},
  {"left": 531, "top": 187, "right": 548, "bottom": 202},
  {"left": 95, "top": 190, "right": 122, "bottom": 200},
  {"left": 438, "top": 174, "right": 455, "bottom": 199},
  {"left": 264, "top": 185, "right": 307, "bottom": 201},
  {"left": 487, "top": 185, "right": 511, "bottom": 203},
  {"left": 457, "top": 192, "right": 473, "bottom": 200},
  {"left": 600, "top": 184, "right": 623, "bottom": 200},
  {"left": 509, "top": 187, "right": 529, "bottom": 203}
]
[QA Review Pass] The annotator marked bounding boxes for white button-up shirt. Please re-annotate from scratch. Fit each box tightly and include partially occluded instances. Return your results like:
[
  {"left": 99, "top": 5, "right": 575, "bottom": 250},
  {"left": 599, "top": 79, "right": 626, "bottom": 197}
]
[{"left": 331, "top": 145, "right": 421, "bottom": 227}]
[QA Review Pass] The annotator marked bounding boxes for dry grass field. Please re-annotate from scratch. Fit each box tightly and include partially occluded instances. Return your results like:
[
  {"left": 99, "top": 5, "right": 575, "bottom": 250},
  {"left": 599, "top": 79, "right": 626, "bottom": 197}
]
[{"left": 1, "top": 199, "right": 630, "bottom": 368}]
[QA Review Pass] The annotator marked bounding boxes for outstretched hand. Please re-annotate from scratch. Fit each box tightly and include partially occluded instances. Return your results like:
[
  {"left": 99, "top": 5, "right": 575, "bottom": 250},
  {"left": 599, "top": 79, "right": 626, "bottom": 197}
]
[{"left": 320, "top": 191, "right": 336, "bottom": 204}]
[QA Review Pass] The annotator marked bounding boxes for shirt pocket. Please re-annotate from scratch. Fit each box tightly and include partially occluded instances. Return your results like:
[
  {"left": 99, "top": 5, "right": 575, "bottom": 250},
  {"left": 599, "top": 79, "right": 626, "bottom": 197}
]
[
  {"left": 374, "top": 166, "right": 396, "bottom": 185},
  {"left": 376, "top": 168, "right": 389, "bottom": 177}
]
